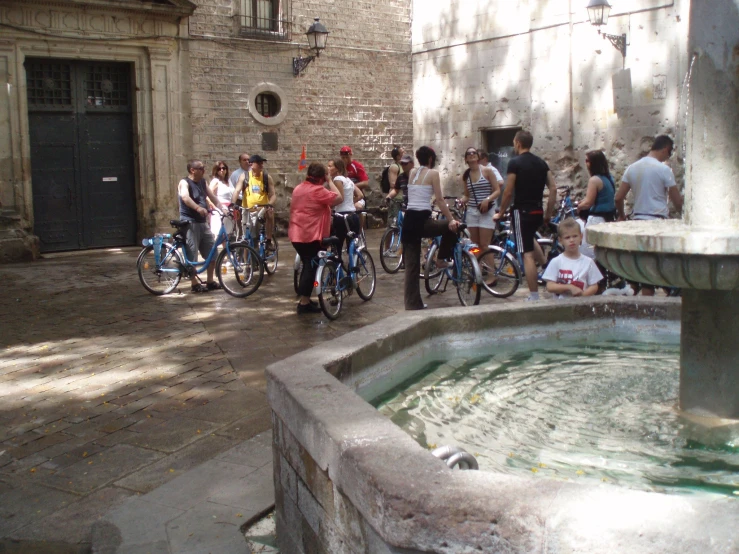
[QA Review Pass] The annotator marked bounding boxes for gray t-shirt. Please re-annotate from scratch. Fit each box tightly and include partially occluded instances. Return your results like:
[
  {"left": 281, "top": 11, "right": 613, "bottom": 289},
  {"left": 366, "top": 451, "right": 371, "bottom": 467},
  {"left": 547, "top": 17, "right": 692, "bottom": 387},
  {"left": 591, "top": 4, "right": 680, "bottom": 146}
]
[{"left": 621, "top": 156, "right": 676, "bottom": 219}]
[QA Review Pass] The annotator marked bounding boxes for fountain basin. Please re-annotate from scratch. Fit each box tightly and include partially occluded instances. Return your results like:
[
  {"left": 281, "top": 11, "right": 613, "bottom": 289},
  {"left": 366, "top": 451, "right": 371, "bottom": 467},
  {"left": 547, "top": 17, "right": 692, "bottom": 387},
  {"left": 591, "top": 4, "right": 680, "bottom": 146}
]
[
  {"left": 266, "top": 298, "right": 739, "bottom": 554},
  {"left": 588, "top": 220, "right": 739, "bottom": 290}
]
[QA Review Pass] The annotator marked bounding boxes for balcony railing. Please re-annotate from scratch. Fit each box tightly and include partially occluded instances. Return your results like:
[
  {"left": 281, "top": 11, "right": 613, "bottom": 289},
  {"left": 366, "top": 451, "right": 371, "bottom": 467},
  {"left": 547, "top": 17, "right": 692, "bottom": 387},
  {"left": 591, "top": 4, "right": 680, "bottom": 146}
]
[{"left": 236, "top": 1, "right": 291, "bottom": 41}]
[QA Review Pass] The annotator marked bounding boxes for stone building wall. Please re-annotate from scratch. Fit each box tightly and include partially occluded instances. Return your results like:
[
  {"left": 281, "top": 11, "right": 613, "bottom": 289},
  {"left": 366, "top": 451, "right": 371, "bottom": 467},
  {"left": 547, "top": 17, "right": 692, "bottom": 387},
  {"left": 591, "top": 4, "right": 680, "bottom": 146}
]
[
  {"left": 412, "top": 0, "right": 691, "bottom": 202},
  {"left": 186, "top": 0, "right": 414, "bottom": 221}
]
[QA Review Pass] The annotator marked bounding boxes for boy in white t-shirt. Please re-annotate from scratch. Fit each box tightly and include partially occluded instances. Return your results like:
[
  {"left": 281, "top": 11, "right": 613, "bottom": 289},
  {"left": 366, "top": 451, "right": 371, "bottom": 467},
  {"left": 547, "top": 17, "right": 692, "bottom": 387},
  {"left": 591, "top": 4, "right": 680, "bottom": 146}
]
[{"left": 542, "top": 218, "right": 603, "bottom": 298}]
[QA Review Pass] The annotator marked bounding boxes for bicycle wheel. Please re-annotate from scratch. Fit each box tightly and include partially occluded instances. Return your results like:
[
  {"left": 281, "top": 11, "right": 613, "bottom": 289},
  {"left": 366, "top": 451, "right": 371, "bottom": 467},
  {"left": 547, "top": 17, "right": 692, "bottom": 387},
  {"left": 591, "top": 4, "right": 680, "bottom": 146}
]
[
  {"left": 456, "top": 250, "right": 482, "bottom": 306},
  {"left": 137, "top": 244, "right": 183, "bottom": 295},
  {"left": 318, "top": 261, "right": 342, "bottom": 320},
  {"left": 379, "top": 227, "right": 403, "bottom": 273},
  {"left": 424, "top": 243, "right": 445, "bottom": 295},
  {"left": 419, "top": 237, "right": 434, "bottom": 278},
  {"left": 216, "top": 243, "right": 264, "bottom": 298},
  {"left": 293, "top": 254, "right": 303, "bottom": 296},
  {"left": 263, "top": 237, "right": 279, "bottom": 275},
  {"left": 478, "top": 246, "right": 520, "bottom": 298},
  {"left": 355, "top": 249, "right": 376, "bottom": 301}
]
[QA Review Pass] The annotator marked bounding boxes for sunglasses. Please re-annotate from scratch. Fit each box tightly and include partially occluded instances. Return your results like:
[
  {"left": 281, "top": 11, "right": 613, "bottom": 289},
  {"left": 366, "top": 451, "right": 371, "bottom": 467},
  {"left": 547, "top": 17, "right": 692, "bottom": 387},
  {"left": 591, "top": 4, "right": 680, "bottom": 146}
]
[{"left": 218, "top": 167, "right": 228, "bottom": 170}]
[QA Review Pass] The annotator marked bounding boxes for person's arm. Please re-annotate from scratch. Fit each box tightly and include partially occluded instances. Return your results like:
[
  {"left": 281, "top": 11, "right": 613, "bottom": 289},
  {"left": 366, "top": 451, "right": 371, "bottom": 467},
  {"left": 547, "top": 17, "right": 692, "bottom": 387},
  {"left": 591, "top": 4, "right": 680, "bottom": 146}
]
[
  {"left": 326, "top": 177, "right": 343, "bottom": 207},
  {"left": 546, "top": 281, "right": 584, "bottom": 297},
  {"left": 179, "top": 180, "right": 208, "bottom": 218},
  {"left": 430, "top": 170, "right": 459, "bottom": 231},
  {"left": 495, "top": 173, "right": 516, "bottom": 219},
  {"left": 668, "top": 186, "right": 683, "bottom": 213},
  {"left": 205, "top": 183, "right": 223, "bottom": 211},
  {"left": 386, "top": 188, "right": 398, "bottom": 201},
  {"left": 479, "top": 168, "right": 500, "bottom": 214},
  {"left": 544, "top": 171, "right": 557, "bottom": 224},
  {"left": 267, "top": 174, "right": 277, "bottom": 206},
  {"left": 460, "top": 174, "right": 470, "bottom": 207},
  {"left": 582, "top": 283, "right": 599, "bottom": 297},
  {"left": 577, "top": 177, "right": 600, "bottom": 212},
  {"left": 353, "top": 185, "right": 364, "bottom": 203},
  {"left": 388, "top": 163, "right": 400, "bottom": 189},
  {"left": 615, "top": 181, "right": 630, "bottom": 221},
  {"left": 354, "top": 162, "right": 370, "bottom": 190},
  {"left": 231, "top": 172, "right": 246, "bottom": 205}
]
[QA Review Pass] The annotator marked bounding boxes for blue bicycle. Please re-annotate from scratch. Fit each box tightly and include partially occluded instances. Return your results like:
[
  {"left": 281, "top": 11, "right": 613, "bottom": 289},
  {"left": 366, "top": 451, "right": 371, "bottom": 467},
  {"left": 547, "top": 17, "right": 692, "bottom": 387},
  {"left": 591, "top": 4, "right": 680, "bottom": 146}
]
[
  {"left": 423, "top": 224, "right": 483, "bottom": 306},
  {"left": 314, "top": 212, "right": 377, "bottom": 319},
  {"left": 137, "top": 208, "right": 263, "bottom": 298},
  {"left": 238, "top": 204, "right": 278, "bottom": 274}
]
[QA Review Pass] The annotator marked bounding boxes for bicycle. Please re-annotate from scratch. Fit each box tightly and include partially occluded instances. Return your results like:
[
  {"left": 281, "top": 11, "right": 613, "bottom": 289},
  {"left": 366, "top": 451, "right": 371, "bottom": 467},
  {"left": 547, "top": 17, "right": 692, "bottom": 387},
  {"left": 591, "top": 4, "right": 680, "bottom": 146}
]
[
  {"left": 314, "top": 212, "right": 377, "bottom": 319},
  {"left": 380, "top": 199, "right": 464, "bottom": 276},
  {"left": 238, "top": 204, "right": 278, "bottom": 275},
  {"left": 423, "top": 224, "right": 483, "bottom": 306},
  {"left": 137, "top": 208, "right": 263, "bottom": 298},
  {"left": 478, "top": 215, "right": 563, "bottom": 298}
]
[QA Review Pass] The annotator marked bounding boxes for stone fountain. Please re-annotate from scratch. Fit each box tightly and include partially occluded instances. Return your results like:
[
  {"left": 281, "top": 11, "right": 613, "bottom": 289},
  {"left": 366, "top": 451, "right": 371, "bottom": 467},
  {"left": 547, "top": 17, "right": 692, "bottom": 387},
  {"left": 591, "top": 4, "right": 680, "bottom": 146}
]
[{"left": 588, "top": 0, "right": 739, "bottom": 423}]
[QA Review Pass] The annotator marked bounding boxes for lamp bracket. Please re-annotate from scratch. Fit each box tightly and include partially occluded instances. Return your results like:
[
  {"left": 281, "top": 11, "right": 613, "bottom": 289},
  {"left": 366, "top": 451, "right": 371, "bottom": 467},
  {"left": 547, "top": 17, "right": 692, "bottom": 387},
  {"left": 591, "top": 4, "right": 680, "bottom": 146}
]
[
  {"left": 293, "top": 54, "right": 316, "bottom": 77},
  {"left": 599, "top": 30, "right": 627, "bottom": 60}
]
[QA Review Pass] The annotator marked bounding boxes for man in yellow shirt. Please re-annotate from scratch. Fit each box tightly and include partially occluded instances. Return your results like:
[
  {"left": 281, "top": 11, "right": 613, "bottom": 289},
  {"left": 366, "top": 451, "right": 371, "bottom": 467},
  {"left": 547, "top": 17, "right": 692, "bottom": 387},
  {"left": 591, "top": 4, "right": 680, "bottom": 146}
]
[{"left": 232, "top": 154, "right": 276, "bottom": 246}]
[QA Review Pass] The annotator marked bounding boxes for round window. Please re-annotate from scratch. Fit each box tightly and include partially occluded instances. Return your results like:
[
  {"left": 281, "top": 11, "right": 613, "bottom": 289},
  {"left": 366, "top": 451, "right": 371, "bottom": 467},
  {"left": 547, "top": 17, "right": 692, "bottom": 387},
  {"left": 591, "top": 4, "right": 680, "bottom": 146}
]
[
  {"left": 255, "top": 92, "right": 280, "bottom": 118},
  {"left": 248, "top": 82, "right": 288, "bottom": 126}
]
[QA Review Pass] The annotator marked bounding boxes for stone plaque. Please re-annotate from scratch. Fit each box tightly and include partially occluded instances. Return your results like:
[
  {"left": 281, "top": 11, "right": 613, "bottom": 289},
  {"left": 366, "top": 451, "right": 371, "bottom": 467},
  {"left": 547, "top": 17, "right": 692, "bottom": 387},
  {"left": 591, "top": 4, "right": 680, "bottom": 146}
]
[
  {"left": 653, "top": 75, "right": 667, "bottom": 100},
  {"left": 262, "top": 132, "right": 278, "bottom": 151}
]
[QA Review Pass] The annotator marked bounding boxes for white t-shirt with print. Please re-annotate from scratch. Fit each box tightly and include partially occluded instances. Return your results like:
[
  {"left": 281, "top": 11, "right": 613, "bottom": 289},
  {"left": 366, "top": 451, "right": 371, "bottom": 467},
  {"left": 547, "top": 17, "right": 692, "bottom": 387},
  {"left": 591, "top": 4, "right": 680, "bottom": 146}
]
[
  {"left": 621, "top": 156, "right": 676, "bottom": 219},
  {"left": 542, "top": 253, "right": 603, "bottom": 298}
]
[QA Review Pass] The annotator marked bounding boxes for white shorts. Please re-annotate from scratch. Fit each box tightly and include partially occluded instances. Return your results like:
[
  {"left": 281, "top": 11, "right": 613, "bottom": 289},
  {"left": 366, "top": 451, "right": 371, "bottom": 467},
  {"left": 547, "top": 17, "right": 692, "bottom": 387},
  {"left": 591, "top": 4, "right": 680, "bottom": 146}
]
[{"left": 465, "top": 205, "right": 495, "bottom": 230}]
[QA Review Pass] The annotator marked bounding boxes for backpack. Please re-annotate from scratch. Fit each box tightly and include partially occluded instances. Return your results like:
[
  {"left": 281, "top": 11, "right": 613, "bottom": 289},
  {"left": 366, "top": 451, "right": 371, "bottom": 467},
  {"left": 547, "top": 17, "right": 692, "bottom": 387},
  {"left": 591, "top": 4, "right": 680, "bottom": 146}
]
[{"left": 380, "top": 163, "right": 399, "bottom": 194}]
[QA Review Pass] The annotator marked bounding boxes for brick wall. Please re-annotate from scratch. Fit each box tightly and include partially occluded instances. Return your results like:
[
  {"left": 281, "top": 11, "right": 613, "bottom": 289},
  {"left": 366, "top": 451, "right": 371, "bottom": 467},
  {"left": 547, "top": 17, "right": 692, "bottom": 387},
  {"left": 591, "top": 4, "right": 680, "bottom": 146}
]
[{"left": 186, "top": 0, "right": 413, "bottom": 219}]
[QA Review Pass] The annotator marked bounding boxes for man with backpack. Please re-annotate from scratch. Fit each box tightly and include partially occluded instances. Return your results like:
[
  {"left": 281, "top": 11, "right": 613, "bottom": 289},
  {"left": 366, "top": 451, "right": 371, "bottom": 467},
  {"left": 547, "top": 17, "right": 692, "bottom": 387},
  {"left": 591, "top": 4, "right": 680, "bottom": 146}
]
[{"left": 231, "top": 154, "right": 276, "bottom": 248}]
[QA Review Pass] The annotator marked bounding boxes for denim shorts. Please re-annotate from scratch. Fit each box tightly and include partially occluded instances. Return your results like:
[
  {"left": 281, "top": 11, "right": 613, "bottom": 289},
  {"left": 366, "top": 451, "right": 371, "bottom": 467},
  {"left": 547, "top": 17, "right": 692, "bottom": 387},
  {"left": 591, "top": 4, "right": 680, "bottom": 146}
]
[{"left": 465, "top": 205, "right": 495, "bottom": 230}]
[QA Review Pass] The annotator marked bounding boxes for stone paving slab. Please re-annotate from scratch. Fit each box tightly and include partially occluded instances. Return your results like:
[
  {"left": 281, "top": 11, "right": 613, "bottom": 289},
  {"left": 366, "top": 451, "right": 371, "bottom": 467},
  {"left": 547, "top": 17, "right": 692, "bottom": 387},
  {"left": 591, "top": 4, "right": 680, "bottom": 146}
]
[{"left": 0, "top": 228, "right": 557, "bottom": 551}]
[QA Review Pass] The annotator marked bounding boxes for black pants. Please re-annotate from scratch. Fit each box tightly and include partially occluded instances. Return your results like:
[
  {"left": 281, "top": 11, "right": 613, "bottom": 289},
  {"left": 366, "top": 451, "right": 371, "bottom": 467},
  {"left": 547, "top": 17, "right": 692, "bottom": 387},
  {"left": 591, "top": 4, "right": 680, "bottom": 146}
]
[
  {"left": 292, "top": 241, "right": 321, "bottom": 298},
  {"left": 402, "top": 218, "right": 456, "bottom": 310},
  {"left": 331, "top": 212, "right": 359, "bottom": 264}
]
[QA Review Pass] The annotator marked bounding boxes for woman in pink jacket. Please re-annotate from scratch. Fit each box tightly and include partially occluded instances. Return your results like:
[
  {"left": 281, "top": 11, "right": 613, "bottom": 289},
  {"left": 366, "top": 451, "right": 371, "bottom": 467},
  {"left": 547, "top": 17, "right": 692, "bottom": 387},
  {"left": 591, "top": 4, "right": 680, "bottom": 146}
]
[{"left": 289, "top": 162, "right": 343, "bottom": 314}]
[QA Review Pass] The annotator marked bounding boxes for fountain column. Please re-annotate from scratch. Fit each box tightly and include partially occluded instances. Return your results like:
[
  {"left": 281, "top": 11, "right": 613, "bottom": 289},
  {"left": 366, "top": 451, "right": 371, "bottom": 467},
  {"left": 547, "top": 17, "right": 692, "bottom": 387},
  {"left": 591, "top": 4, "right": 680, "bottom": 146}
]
[{"left": 588, "top": 0, "right": 739, "bottom": 419}]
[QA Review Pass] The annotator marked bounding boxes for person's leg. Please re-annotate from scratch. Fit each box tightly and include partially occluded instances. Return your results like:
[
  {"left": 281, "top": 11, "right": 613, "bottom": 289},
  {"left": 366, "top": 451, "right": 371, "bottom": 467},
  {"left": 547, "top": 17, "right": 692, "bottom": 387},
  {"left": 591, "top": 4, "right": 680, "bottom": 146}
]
[
  {"left": 533, "top": 239, "right": 546, "bottom": 266},
  {"left": 332, "top": 214, "right": 348, "bottom": 267},
  {"left": 516, "top": 211, "right": 542, "bottom": 296},
  {"left": 184, "top": 224, "right": 200, "bottom": 287},
  {"left": 403, "top": 238, "right": 424, "bottom": 310},
  {"left": 424, "top": 219, "right": 456, "bottom": 259},
  {"left": 266, "top": 208, "right": 274, "bottom": 241},
  {"left": 468, "top": 227, "right": 480, "bottom": 250},
  {"left": 477, "top": 227, "right": 493, "bottom": 256},
  {"left": 294, "top": 241, "right": 320, "bottom": 304},
  {"left": 199, "top": 224, "right": 217, "bottom": 285},
  {"left": 641, "top": 284, "right": 655, "bottom": 296},
  {"left": 523, "top": 251, "right": 538, "bottom": 293}
]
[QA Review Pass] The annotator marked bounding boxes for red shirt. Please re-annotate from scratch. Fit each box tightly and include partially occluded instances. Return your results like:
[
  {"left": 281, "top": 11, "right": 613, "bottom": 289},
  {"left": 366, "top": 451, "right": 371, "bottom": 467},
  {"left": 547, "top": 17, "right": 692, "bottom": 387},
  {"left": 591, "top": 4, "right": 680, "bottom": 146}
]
[
  {"left": 346, "top": 160, "right": 368, "bottom": 184},
  {"left": 288, "top": 181, "right": 337, "bottom": 243}
]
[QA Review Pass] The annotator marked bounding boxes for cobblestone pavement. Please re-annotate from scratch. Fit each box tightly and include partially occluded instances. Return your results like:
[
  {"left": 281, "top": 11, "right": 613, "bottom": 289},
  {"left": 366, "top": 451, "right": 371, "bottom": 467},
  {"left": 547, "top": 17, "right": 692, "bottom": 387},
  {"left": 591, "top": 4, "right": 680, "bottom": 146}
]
[{"left": 0, "top": 229, "right": 528, "bottom": 549}]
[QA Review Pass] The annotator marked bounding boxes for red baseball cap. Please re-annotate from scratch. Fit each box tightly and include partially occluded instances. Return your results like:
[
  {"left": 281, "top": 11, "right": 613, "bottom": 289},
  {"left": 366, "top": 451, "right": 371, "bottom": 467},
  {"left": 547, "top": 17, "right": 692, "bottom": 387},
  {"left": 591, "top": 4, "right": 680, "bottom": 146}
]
[{"left": 340, "top": 146, "right": 352, "bottom": 155}]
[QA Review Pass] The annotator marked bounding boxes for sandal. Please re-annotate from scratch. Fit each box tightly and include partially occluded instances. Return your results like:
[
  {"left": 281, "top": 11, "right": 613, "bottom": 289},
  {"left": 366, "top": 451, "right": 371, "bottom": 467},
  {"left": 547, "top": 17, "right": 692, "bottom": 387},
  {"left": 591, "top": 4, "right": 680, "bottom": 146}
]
[
  {"left": 206, "top": 281, "right": 222, "bottom": 291},
  {"left": 191, "top": 283, "right": 209, "bottom": 293}
]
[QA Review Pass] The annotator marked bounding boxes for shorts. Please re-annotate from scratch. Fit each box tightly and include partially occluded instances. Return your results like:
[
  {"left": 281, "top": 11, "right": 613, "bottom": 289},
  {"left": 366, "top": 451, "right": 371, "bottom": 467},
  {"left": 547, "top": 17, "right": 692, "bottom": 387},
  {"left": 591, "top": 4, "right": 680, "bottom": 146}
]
[
  {"left": 185, "top": 221, "right": 215, "bottom": 262},
  {"left": 512, "top": 209, "right": 543, "bottom": 253},
  {"left": 465, "top": 205, "right": 495, "bottom": 230}
]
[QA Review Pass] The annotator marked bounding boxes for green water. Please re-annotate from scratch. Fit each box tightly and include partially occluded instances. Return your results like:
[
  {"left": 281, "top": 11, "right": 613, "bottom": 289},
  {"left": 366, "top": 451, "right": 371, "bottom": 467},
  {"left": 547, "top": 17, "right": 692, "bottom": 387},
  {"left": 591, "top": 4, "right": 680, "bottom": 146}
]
[{"left": 373, "top": 336, "right": 739, "bottom": 497}]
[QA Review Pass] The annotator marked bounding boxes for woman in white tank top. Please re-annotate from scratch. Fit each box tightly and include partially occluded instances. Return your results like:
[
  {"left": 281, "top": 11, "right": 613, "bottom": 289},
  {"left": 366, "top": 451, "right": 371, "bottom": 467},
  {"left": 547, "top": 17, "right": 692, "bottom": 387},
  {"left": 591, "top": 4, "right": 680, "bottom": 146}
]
[
  {"left": 401, "top": 146, "right": 461, "bottom": 310},
  {"left": 209, "top": 161, "right": 235, "bottom": 236},
  {"left": 328, "top": 158, "right": 363, "bottom": 265}
]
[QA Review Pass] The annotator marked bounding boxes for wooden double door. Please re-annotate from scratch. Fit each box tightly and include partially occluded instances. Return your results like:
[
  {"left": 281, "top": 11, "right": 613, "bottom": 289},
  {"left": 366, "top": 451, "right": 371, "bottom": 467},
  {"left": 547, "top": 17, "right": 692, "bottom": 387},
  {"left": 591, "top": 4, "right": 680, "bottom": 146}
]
[{"left": 26, "top": 58, "right": 137, "bottom": 252}]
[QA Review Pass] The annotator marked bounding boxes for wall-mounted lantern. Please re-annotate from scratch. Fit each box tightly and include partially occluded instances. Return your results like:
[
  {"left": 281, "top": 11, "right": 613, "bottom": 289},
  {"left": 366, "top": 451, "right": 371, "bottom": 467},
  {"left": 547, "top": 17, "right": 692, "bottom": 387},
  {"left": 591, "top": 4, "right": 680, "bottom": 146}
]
[
  {"left": 293, "top": 18, "right": 329, "bottom": 77},
  {"left": 587, "top": 0, "right": 627, "bottom": 65}
]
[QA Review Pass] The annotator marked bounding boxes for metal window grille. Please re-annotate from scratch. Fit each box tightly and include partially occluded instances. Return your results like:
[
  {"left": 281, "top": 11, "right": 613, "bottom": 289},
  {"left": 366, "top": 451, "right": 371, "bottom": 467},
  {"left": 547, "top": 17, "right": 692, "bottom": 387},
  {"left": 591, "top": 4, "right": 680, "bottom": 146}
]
[
  {"left": 255, "top": 93, "right": 280, "bottom": 117},
  {"left": 84, "top": 64, "right": 130, "bottom": 108},
  {"left": 239, "top": 0, "right": 291, "bottom": 40},
  {"left": 26, "top": 61, "right": 73, "bottom": 107}
]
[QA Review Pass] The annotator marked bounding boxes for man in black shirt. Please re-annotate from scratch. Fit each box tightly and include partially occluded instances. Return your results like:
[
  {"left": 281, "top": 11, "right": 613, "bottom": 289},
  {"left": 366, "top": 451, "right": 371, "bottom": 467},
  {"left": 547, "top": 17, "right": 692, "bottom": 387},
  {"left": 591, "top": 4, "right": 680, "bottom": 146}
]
[
  {"left": 496, "top": 130, "right": 556, "bottom": 300},
  {"left": 178, "top": 160, "right": 225, "bottom": 292}
]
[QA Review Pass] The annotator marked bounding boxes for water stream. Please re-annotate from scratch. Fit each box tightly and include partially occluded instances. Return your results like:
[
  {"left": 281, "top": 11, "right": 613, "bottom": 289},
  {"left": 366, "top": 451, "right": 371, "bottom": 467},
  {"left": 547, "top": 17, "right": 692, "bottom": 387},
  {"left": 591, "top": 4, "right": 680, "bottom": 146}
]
[{"left": 374, "top": 332, "right": 739, "bottom": 497}]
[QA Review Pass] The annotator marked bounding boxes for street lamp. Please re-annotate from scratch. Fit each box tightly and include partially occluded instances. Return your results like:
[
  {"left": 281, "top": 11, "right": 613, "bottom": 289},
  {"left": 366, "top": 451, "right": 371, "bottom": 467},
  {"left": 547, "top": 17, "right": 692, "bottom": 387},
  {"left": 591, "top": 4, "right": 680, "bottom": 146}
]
[
  {"left": 586, "top": 0, "right": 627, "bottom": 65},
  {"left": 293, "top": 18, "right": 329, "bottom": 77}
]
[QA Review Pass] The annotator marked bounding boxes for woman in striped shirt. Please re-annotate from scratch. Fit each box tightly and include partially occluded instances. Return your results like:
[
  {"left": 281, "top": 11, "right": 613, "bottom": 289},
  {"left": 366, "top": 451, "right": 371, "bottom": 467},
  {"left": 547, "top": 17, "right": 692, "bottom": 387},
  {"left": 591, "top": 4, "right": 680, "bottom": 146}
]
[{"left": 460, "top": 147, "right": 500, "bottom": 256}]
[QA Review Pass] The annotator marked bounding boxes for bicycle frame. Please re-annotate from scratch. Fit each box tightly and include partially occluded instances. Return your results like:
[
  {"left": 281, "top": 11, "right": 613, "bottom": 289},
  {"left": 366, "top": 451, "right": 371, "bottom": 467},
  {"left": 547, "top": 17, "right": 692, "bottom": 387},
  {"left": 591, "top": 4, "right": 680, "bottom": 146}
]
[
  {"left": 315, "top": 213, "right": 364, "bottom": 295},
  {"left": 240, "top": 205, "right": 269, "bottom": 258},
  {"left": 437, "top": 238, "right": 482, "bottom": 286}
]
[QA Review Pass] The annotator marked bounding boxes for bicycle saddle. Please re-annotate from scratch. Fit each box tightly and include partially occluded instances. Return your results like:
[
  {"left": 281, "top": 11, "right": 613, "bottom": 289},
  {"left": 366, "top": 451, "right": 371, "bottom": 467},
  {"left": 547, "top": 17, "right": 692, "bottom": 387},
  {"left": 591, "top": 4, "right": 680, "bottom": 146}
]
[
  {"left": 321, "top": 237, "right": 341, "bottom": 248},
  {"left": 169, "top": 220, "right": 190, "bottom": 228}
]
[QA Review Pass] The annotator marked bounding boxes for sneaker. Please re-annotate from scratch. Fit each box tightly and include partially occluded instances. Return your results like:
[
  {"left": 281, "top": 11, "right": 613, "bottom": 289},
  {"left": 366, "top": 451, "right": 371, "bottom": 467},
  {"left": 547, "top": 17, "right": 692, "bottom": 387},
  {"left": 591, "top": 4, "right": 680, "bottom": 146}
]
[
  {"left": 297, "top": 302, "right": 322, "bottom": 314},
  {"left": 525, "top": 295, "right": 540, "bottom": 302},
  {"left": 435, "top": 259, "right": 453, "bottom": 269}
]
